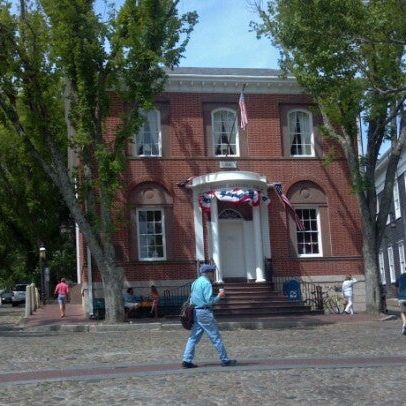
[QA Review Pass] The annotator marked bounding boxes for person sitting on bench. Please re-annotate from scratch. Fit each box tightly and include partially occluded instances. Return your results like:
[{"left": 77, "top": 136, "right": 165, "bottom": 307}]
[{"left": 123, "top": 287, "right": 140, "bottom": 319}]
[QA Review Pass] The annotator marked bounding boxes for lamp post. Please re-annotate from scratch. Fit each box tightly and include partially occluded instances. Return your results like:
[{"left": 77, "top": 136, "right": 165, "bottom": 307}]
[{"left": 39, "top": 244, "right": 46, "bottom": 305}]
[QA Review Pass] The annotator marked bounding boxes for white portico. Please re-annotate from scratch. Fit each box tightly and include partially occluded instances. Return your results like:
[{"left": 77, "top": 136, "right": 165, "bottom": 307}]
[{"left": 189, "top": 171, "right": 271, "bottom": 283}]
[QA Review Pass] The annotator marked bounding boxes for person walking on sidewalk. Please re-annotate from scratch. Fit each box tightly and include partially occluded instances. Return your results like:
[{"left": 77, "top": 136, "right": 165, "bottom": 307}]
[
  {"left": 342, "top": 275, "right": 358, "bottom": 315},
  {"left": 395, "top": 272, "right": 406, "bottom": 335},
  {"left": 182, "top": 264, "right": 237, "bottom": 368},
  {"left": 54, "top": 278, "right": 69, "bottom": 318}
]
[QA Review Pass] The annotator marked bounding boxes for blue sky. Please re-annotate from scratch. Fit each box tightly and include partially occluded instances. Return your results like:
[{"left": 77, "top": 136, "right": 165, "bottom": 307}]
[
  {"left": 177, "top": 0, "right": 279, "bottom": 68},
  {"left": 95, "top": 0, "right": 280, "bottom": 69}
]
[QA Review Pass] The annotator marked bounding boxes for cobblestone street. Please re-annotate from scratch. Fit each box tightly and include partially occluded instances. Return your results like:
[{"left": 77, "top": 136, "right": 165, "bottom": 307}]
[{"left": 0, "top": 304, "right": 405, "bottom": 405}]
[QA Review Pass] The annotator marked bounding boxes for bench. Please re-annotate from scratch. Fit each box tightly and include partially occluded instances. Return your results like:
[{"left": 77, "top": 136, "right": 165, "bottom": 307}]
[
  {"left": 92, "top": 297, "right": 153, "bottom": 320},
  {"left": 91, "top": 294, "right": 189, "bottom": 320}
]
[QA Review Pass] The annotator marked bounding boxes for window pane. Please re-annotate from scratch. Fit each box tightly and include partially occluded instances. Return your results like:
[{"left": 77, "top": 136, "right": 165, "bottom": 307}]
[
  {"left": 138, "top": 209, "right": 165, "bottom": 260},
  {"left": 289, "top": 111, "right": 312, "bottom": 156},
  {"left": 295, "top": 208, "right": 320, "bottom": 256},
  {"left": 136, "top": 110, "right": 160, "bottom": 157},
  {"left": 213, "top": 109, "right": 238, "bottom": 156}
]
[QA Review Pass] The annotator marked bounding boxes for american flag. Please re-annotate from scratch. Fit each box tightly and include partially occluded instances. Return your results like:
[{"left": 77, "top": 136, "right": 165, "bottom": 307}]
[
  {"left": 273, "top": 183, "right": 305, "bottom": 231},
  {"left": 239, "top": 90, "right": 248, "bottom": 130}
]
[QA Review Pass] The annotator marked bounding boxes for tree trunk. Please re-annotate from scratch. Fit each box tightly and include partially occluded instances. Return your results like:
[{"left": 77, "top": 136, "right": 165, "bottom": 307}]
[
  {"left": 361, "top": 220, "right": 382, "bottom": 314},
  {"left": 98, "top": 260, "right": 125, "bottom": 323}
]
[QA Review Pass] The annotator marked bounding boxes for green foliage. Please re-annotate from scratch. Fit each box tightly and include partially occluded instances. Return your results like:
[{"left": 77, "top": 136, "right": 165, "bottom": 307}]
[
  {"left": 253, "top": 1, "right": 406, "bottom": 308},
  {"left": 0, "top": 1, "right": 196, "bottom": 316},
  {"left": 253, "top": 0, "right": 406, "bottom": 140},
  {"left": 0, "top": 124, "right": 74, "bottom": 287}
]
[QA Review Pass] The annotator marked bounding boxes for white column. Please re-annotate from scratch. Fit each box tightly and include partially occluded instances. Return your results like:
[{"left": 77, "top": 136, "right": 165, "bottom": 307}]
[
  {"left": 261, "top": 201, "right": 271, "bottom": 258},
  {"left": 193, "top": 190, "right": 204, "bottom": 261},
  {"left": 253, "top": 205, "right": 265, "bottom": 282},
  {"left": 211, "top": 197, "right": 223, "bottom": 283}
]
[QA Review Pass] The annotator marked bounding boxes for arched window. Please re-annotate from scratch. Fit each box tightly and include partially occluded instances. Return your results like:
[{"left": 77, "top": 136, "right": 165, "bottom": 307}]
[
  {"left": 212, "top": 108, "right": 239, "bottom": 156},
  {"left": 288, "top": 110, "right": 314, "bottom": 157},
  {"left": 130, "top": 183, "right": 172, "bottom": 261},
  {"left": 287, "top": 181, "right": 328, "bottom": 257},
  {"left": 134, "top": 109, "right": 161, "bottom": 157},
  {"left": 219, "top": 209, "right": 242, "bottom": 219}
]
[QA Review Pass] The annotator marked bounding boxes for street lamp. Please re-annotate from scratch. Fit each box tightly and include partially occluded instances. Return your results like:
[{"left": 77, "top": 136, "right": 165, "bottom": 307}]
[{"left": 39, "top": 244, "right": 46, "bottom": 305}]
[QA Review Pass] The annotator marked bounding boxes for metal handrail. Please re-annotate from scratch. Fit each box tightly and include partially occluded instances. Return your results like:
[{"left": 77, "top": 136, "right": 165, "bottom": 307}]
[{"left": 272, "top": 276, "right": 327, "bottom": 312}]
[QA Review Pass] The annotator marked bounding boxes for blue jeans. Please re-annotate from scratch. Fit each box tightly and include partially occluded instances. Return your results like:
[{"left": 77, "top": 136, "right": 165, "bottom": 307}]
[{"left": 182, "top": 308, "right": 229, "bottom": 363}]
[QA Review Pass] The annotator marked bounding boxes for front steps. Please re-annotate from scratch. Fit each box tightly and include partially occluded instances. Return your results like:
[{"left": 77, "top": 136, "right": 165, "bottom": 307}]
[{"left": 213, "top": 282, "right": 319, "bottom": 317}]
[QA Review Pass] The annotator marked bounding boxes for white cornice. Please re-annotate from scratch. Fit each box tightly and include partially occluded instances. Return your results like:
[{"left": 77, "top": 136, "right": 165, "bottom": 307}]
[
  {"left": 165, "top": 73, "right": 303, "bottom": 94},
  {"left": 190, "top": 171, "right": 268, "bottom": 191}
]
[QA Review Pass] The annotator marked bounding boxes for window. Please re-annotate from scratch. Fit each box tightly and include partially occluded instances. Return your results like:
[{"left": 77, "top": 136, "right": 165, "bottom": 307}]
[
  {"left": 399, "top": 241, "right": 405, "bottom": 275},
  {"left": 288, "top": 110, "right": 314, "bottom": 157},
  {"left": 394, "top": 180, "right": 401, "bottom": 219},
  {"left": 137, "top": 209, "right": 166, "bottom": 260},
  {"left": 379, "top": 251, "right": 386, "bottom": 284},
  {"left": 387, "top": 246, "right": 396, "bottom": 283},
  {"left": 376, "top": 194, "right": 380, "bottom": 219},
  {"left": 212, "top": 108, "right": 239, "bottom": 156},
  {"left": 295, "top": 208, "right": 322, "bottom": 256},
  {"left": 135, "top": 109, "right": 161, "bottom": 157}
]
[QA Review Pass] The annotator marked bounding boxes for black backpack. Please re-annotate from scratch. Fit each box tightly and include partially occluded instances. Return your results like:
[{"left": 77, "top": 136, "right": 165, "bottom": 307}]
[{"left": 180, "top": 298, "right": 194, "bottom": 330}]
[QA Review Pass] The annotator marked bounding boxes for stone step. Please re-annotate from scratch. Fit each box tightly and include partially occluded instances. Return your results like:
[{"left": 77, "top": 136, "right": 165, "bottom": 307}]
[
  {"left": 214, "top": 307, "right": 314, "bottom": 316},
  {"left": 218, "top": 293, "right": 284, "bottom": 300},
  {"left": 216, "top": 302, "right": 304, "bottom": 309},
  {"left": 215, "top": 287, "right": 279, "bottom": 294},
  {"left": 219, "top": 299, "right": 299, "bottom": 306}
]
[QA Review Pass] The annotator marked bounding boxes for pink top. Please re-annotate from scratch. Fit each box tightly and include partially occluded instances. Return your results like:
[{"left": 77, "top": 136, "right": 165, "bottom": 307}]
[{"left": 55, "top": 282, "right": 69, "bottom": 296}]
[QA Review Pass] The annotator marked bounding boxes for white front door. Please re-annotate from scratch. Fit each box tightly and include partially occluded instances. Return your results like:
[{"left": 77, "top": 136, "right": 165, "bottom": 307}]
[{"left": 219, "top": 220, "right": 246, "bottom": 279}]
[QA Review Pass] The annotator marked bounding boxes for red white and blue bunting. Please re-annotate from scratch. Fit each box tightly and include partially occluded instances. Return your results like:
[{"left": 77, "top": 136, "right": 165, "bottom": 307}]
[{"left": 199, "top": 188, "right": 270, "bottom": 213}]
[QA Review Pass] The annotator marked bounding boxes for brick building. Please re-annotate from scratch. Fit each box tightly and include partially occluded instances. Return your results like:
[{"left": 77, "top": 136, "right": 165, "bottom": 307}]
[{"left": 79, "top": 67, "right": 365, "bottom": 312}]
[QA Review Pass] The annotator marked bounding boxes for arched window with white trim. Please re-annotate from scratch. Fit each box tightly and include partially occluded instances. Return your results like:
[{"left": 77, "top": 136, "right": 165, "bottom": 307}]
[
  {"left": 212, "top": 108, "right": 239, "bottom": 157},
  {"left": 288, "top": 110, "right": 314, "bottom": 157}
]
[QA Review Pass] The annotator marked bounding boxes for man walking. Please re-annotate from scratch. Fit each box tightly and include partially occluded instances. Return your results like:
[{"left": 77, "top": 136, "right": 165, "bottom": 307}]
[
  {"left": 182, "top": 264, "right": 237, "bottom": 368},
  {"left": 395, "top": 272, "right": 406, "bottom": 335}
]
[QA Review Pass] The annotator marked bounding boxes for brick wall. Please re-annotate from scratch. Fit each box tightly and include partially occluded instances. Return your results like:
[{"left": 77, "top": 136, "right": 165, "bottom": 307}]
[{"left": 81, "top": 91, "right": 363, "bottom": 283}]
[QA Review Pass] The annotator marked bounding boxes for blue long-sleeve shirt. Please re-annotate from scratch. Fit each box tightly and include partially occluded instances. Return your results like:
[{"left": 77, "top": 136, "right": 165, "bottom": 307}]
[{"left": 190, "top": 276, "right": 220, "bottom": 308}]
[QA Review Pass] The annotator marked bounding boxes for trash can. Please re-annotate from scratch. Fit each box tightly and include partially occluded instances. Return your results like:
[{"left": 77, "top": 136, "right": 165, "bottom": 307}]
[{"left": 283, "top": 280, "right": 302, "bottom": 302}]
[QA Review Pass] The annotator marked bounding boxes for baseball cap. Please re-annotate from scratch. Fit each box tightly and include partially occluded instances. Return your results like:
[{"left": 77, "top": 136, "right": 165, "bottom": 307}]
[{"left": 199, "top": 264, "right": 216, "bottom": 274}]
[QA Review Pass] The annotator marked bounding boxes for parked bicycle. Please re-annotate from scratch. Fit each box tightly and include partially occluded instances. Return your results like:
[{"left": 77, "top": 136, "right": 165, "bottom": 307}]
[{"left": 305, "top": 285, "right": 346, "bottom": 314}]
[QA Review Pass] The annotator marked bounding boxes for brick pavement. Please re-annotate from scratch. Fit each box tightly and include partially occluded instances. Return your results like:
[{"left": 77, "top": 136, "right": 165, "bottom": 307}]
[
  {"left": 1, "top": 355, "right": 406, "bottom": 386},
  {"left": 0, "top": 317, "right": 405, "bottom": 405}
]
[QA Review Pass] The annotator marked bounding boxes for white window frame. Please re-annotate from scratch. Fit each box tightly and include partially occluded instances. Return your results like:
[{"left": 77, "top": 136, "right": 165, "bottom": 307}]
[
  {"left": 387, "top": 246, "right": 396, "bottom": 283},
  {"left": 376, "top": 194, "right": 380, "bottom": 219},
  {"left": 136, "top": 207, "right": 166, "bottom": 261},
  {"left": 287, "top": 109, "right": 315, "bottom": 157},
  {"left": 398, "top": 241, "right": 405, "bottom": 275},
  {"left": 393, "top": 179, "right": 401, "bottom": 219},
  {"left": 379, "top": 250, "right": 386, "bottom": 284},
  {"left": 211, "top": 108, "right": 240, "bottom": 157},
  {"left": 134, "top": 109, "right": 162, "bottom": 157},
  {"left": 295, "top": 206, "right": 323, "bottom": 258}
]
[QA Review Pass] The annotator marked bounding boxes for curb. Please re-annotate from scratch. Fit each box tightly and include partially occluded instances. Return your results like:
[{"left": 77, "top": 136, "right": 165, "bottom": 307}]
[{"left": 21, "top": 316, "right": 386, "bottom": 333}]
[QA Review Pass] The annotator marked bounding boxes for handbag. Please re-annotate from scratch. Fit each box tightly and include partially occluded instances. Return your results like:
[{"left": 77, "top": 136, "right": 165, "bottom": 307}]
[{"left": 179, "top": 297, "right": 194, "bottom": 330}]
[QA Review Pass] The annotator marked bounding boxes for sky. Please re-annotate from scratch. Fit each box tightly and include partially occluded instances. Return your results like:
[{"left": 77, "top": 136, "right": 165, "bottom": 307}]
[
  {"left": 176, "top": 0, "right": 280, "bottom": 69},
  {"left": 94, "top": 0, "right": 280, "bottom": 69}
]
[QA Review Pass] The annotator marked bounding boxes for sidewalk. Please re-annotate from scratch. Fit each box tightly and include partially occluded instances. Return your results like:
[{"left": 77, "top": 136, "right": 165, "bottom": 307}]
[{"left": 19, "top": 303, "right": 390, "bottom": 332}]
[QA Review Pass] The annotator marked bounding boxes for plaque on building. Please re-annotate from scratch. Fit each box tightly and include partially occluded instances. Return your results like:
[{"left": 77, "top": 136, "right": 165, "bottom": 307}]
[{"left": 219, "top": 161, "right": 237, "bottom": 169}]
